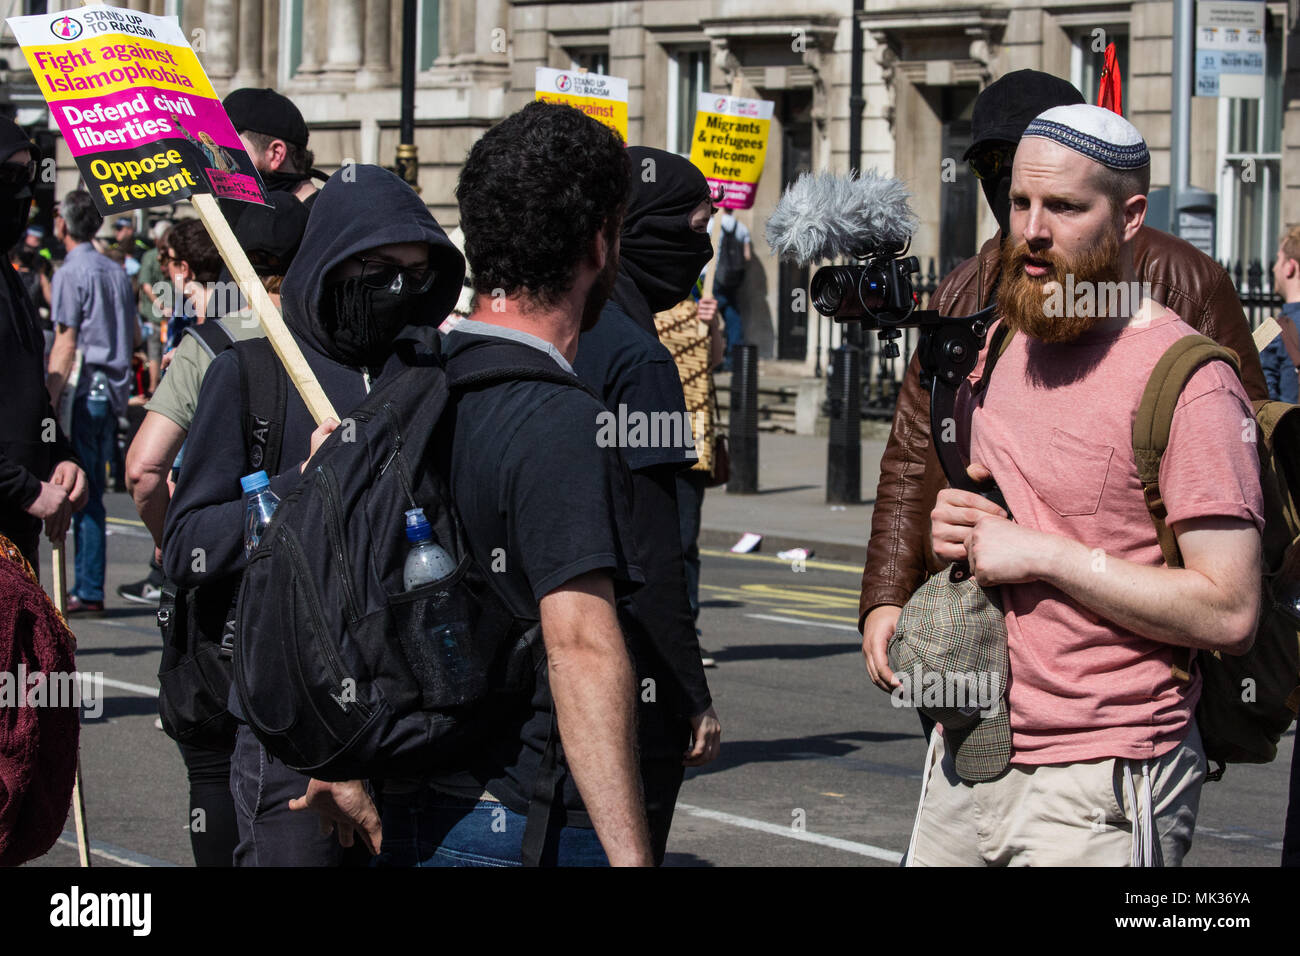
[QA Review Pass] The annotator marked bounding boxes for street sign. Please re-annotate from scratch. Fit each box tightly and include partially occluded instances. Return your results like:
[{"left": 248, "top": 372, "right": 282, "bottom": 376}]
[{"left": 1195, "top": 0, "right": 1266, "bottom": 98}]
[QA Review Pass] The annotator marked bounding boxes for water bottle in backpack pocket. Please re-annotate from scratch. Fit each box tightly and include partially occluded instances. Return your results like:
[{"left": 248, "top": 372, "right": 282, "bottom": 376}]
[{"left": 392, "top": 507, "right": 481, "bottom": 707}]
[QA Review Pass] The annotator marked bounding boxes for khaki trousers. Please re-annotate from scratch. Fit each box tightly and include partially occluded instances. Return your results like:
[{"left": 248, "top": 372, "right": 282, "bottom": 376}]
[{"left": 906, "top": 721, "right": 1205, "bottom": 866}]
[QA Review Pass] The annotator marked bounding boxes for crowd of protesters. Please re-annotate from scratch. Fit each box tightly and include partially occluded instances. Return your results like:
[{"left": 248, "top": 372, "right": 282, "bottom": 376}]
[{"left": 2, "top": 69, "right": 1298, "bottom": 869}]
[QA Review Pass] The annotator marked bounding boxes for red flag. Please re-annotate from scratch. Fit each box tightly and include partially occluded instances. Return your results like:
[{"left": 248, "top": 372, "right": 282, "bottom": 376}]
[{"left": 1098, "top": 42, "right": 1123, "bottom": 116}]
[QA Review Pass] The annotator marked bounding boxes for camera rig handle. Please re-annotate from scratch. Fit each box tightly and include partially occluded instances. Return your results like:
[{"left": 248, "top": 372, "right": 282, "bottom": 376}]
[{"left": 908, "top": 304, "right": 1010, "bottom": 583}]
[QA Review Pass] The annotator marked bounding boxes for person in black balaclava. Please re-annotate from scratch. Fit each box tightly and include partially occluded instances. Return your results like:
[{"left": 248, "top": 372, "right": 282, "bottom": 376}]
[
  {"left": 163, "top": 165, "right": 465, "bottom": 866},
  {"left": 572, "top": 146, "right": 722, "bottom": 865},
  {"left": 0, "top": 118, "right": 86, "bottom": 571}
]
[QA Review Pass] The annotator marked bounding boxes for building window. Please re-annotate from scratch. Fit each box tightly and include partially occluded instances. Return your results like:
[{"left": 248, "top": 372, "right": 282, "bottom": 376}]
[
  {"left": 1217, "top": 18, "right": 1282, "bottom": 269},
  {"left": 418, "top": 0, "right": 440, "bottom": 71},
  {"left": 1069, "top": 28, "right": 1129, "bottom": 113},
  {"left": 569, "top": 49, "right": 609, "bottom": 75},
  {"left": 23, "top": 1, "right": 49, "bottom": 14},
  {"left": 279, "top": 0, "right": 303, "bottom": 86},
  {"left": 667, "top": 48, "right": 709, "bottom": 156}
]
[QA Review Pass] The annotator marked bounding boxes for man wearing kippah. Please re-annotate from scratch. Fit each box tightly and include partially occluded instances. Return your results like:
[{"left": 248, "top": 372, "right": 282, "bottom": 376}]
[
  {"left": 222, "top": 88, "right": 322, "bottom": 206},
  {"left": 862, "top": 72, "right": 1267, "bottom": 705},
  {"left": 908, "top": 105, "right": 1264, "bottom": 866}
]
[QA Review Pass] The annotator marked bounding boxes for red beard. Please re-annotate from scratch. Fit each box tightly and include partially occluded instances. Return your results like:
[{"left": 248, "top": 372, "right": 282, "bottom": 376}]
[{"left": 997, "top": 230, "right": 1124, "bottom": 343}]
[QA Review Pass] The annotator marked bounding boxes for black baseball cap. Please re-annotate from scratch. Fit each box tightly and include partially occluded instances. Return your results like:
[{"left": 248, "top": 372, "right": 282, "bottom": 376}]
[
  {"left": 963, "top": 70, "right": 1086, "bottom": 160},
  {"left": 223, "top": 88, "right": 309, "bottom": 148}
]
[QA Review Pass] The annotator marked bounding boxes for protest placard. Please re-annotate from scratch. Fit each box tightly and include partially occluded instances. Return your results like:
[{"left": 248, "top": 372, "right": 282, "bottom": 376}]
[
  {"left": 7, "top": 2, "right": 337, "bottom": 424},
  {"left": 6, "top": 4, "right": 268, "bottom": 213},
  {"left": 535, "top": 67, "right": 629, "bottom": 143},
  {"left": 689, "top": 93, "right": 773, "bottom": 211}
]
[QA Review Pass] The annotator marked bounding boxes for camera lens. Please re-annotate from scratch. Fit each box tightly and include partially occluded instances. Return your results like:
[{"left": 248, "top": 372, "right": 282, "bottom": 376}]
[{"left": 811, "top": 266, "right": 858, "bottom": 317}]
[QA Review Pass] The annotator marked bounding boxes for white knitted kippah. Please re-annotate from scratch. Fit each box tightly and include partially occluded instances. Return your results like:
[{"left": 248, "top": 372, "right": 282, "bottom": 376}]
[{"left": 1022, "top": 104, "right": 1149, "bottom": 170}]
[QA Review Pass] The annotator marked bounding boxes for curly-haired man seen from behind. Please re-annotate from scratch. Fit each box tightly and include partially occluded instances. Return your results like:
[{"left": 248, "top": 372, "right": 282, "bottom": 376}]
[{"left": 366, "top": 101, "right": 654, "bottom": 866}]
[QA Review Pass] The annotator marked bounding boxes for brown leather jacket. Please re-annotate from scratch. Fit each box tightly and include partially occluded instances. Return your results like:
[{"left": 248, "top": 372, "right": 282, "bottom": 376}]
[{"left": 858, "top": 226, "right": 1269, "bottom": 628}]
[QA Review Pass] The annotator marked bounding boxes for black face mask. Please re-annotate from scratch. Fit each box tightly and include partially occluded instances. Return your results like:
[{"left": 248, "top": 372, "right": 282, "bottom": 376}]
[
  {"left": 319, "top": 276, "right": 423, "bottom": 368},
  {"left": 982, "top": 172, "right": 1013, "bottom": 240},
  {"left": 0, "top": 185, "right": 33, "bottom": 250}
]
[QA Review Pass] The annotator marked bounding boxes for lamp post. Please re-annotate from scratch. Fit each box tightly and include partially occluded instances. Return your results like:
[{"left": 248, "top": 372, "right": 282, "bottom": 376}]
[{"left": 395, "top": 0, "right": 419, "bottom": 192}]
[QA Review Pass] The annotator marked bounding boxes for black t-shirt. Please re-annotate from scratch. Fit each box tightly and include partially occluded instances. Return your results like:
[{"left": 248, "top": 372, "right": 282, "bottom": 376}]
[
  {"left": 433, "top": 327, "right": 644, "bottom": 825},
  {"left": 575, "top": 301, "right": 713, "bottom": 764},
  {"left": 573, "top": 301, "right": 697, "bottom": 471}
]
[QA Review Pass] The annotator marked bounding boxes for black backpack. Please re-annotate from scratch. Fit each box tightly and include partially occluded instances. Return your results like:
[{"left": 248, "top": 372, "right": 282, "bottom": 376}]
[
  {"left": 233, "top": 335, "right": 591, "bottom": 787},
  {"left": 156, "top": 333, "right": 287, "bottom": 752},
  {"left": 714, "top": 219, "right": 746, "bottom": 291}
]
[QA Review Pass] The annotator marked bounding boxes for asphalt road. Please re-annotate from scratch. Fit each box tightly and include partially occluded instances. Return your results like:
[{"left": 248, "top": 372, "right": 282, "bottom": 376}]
[{"left": 25, "top": 489, "right": 1295, "bottom": 868}]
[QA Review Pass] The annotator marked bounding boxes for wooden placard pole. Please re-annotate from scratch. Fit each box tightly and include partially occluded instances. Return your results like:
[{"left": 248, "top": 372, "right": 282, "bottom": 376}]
[
  {"left": 51, "top": 542, "right": 91, "bottom": 867},
  {"left": 190, "top": 193, "right": 339, "bottom": 425}
]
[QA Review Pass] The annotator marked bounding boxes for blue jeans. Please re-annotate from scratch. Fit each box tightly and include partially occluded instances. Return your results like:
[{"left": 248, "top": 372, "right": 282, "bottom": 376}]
[
  {"left": 374, "top": 788, "right": 610, "bottom": 867},
  {"left": 71, "top": 394, "right": 114, "bottom": 602},
  {"left": 715, "top": 285, "right": 744, "bottom": 370}
]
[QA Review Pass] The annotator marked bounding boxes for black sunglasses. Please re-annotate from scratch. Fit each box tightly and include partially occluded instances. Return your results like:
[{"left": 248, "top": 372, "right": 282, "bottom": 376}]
[
  {"left": 968, "top": 144, "right": 1016, "bottom": 182},
  {"left": 353, "top": 257, "right": 437, "bottom": 295},
  {"left": 0, "top": 160, "right": 37, "bottom": 189}
]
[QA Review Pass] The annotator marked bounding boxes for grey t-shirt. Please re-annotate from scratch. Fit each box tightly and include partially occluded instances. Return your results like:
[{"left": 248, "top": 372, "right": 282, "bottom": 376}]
[{"left": 50, "top": 242, "right": 137, "bottom": 416}]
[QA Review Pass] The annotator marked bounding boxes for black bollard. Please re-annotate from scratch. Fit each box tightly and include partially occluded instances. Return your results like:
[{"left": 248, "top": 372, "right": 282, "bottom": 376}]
[
  {"left": 727, "top": 344, "right": 759, "bottom": 494},
  {"left": 826, "top": 343, "right": 861, "bottom": 504}
]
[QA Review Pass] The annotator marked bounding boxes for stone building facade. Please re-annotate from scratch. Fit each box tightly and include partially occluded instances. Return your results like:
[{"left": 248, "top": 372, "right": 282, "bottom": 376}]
[{"left": 4, "top": 0, "right": 1298, "bottom": 370}]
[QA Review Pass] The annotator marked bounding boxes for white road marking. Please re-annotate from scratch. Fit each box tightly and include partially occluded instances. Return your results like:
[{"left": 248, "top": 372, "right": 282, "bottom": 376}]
[
  {"left": 746, "top": 613, "right": 859, "bottom": 632},
  {"left": 97, "top": 675, "right": 160, "bottom": 698},
  {"left": 55, "top": 831, "right": 177, "bottom": 868},
  {"left": 675, "top": 803, "right": 903, "bottom": 863}
]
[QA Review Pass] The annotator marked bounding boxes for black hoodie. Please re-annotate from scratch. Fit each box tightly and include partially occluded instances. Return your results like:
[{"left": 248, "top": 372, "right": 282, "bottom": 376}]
[{"left": 163, "top": 166, "right": 465, "bottom": 589}]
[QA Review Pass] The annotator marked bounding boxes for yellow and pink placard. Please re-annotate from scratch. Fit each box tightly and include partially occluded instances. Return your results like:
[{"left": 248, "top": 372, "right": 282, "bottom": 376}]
[{"left": 7, "top": 4, "right": 268, "bottom": 213}]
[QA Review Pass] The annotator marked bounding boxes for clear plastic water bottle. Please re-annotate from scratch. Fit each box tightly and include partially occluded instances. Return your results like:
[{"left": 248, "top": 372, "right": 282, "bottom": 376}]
[
  {"left": 403, "top": 508, "right": 467, "bottom": 684},
  {"left": 87, "top": 369, "right": 110, "bottom": 408},
  {"left": 241, "top": 470, "right": 281, "bottom": 558}
]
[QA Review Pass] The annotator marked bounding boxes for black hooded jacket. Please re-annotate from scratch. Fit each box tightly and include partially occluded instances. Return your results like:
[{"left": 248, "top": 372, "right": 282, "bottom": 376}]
[
  {"left": 0, "top": 264, "right": 78, "bottom": 554},
  {"left": 163, "top": 166, "right": 465, "bottom": 589}
]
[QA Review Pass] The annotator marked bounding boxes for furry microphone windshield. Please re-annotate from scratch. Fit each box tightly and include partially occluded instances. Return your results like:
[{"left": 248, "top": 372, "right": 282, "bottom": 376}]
[{"left": 765, "top": 170, "right": 920, "bottom": 265}]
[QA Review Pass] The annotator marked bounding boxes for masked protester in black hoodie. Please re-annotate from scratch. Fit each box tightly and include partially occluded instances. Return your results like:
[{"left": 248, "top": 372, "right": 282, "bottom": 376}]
[
  {"left": 0, "top": 119, "right": 86, "bottom": 570},
  {"left": 163, "top": 165, "right": 465, "bottom": 866},
  {"left": 572, "top": 146, "right": 721, "bottom": 864}
]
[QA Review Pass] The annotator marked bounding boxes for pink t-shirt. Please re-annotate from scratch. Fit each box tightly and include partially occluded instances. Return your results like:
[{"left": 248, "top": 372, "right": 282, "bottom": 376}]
[{"left": 957, "top": 304, "right": 1264, "bottom": 765}]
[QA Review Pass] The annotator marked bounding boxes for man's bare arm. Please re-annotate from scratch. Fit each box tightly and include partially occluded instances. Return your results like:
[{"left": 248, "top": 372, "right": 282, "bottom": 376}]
[
  {"left": 47, "top": 324, "right": 77, "bottom": 408},
  {"left": 125, "top": 411, "right": 187, "bottom": 548},
  {"left": 538, "top": 570, "right": 652, "bottom": 866},
  {"left": 966, "top": 513, "right": 1261, "bottom": 653}
]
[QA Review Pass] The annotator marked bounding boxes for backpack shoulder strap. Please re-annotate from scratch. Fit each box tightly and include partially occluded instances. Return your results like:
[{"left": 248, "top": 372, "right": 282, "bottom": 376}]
[
  {"left": 974, "top": 320, "right": 1015, "bottom": 393},
  {"left": 445, "top": 340, "right": 600, "bottom": 400},
  {"left": 183, "top": 321, "right": 237, "bottom": 360},
  {"left": 1132, "top": 334, "right": 1241, "bottom": 570},
  {"left": 1131, "top": 334, "right": 1240, "bottom": 683},
  {"left": 232, "top": 338, "right": 288, "bottom": 477}
]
